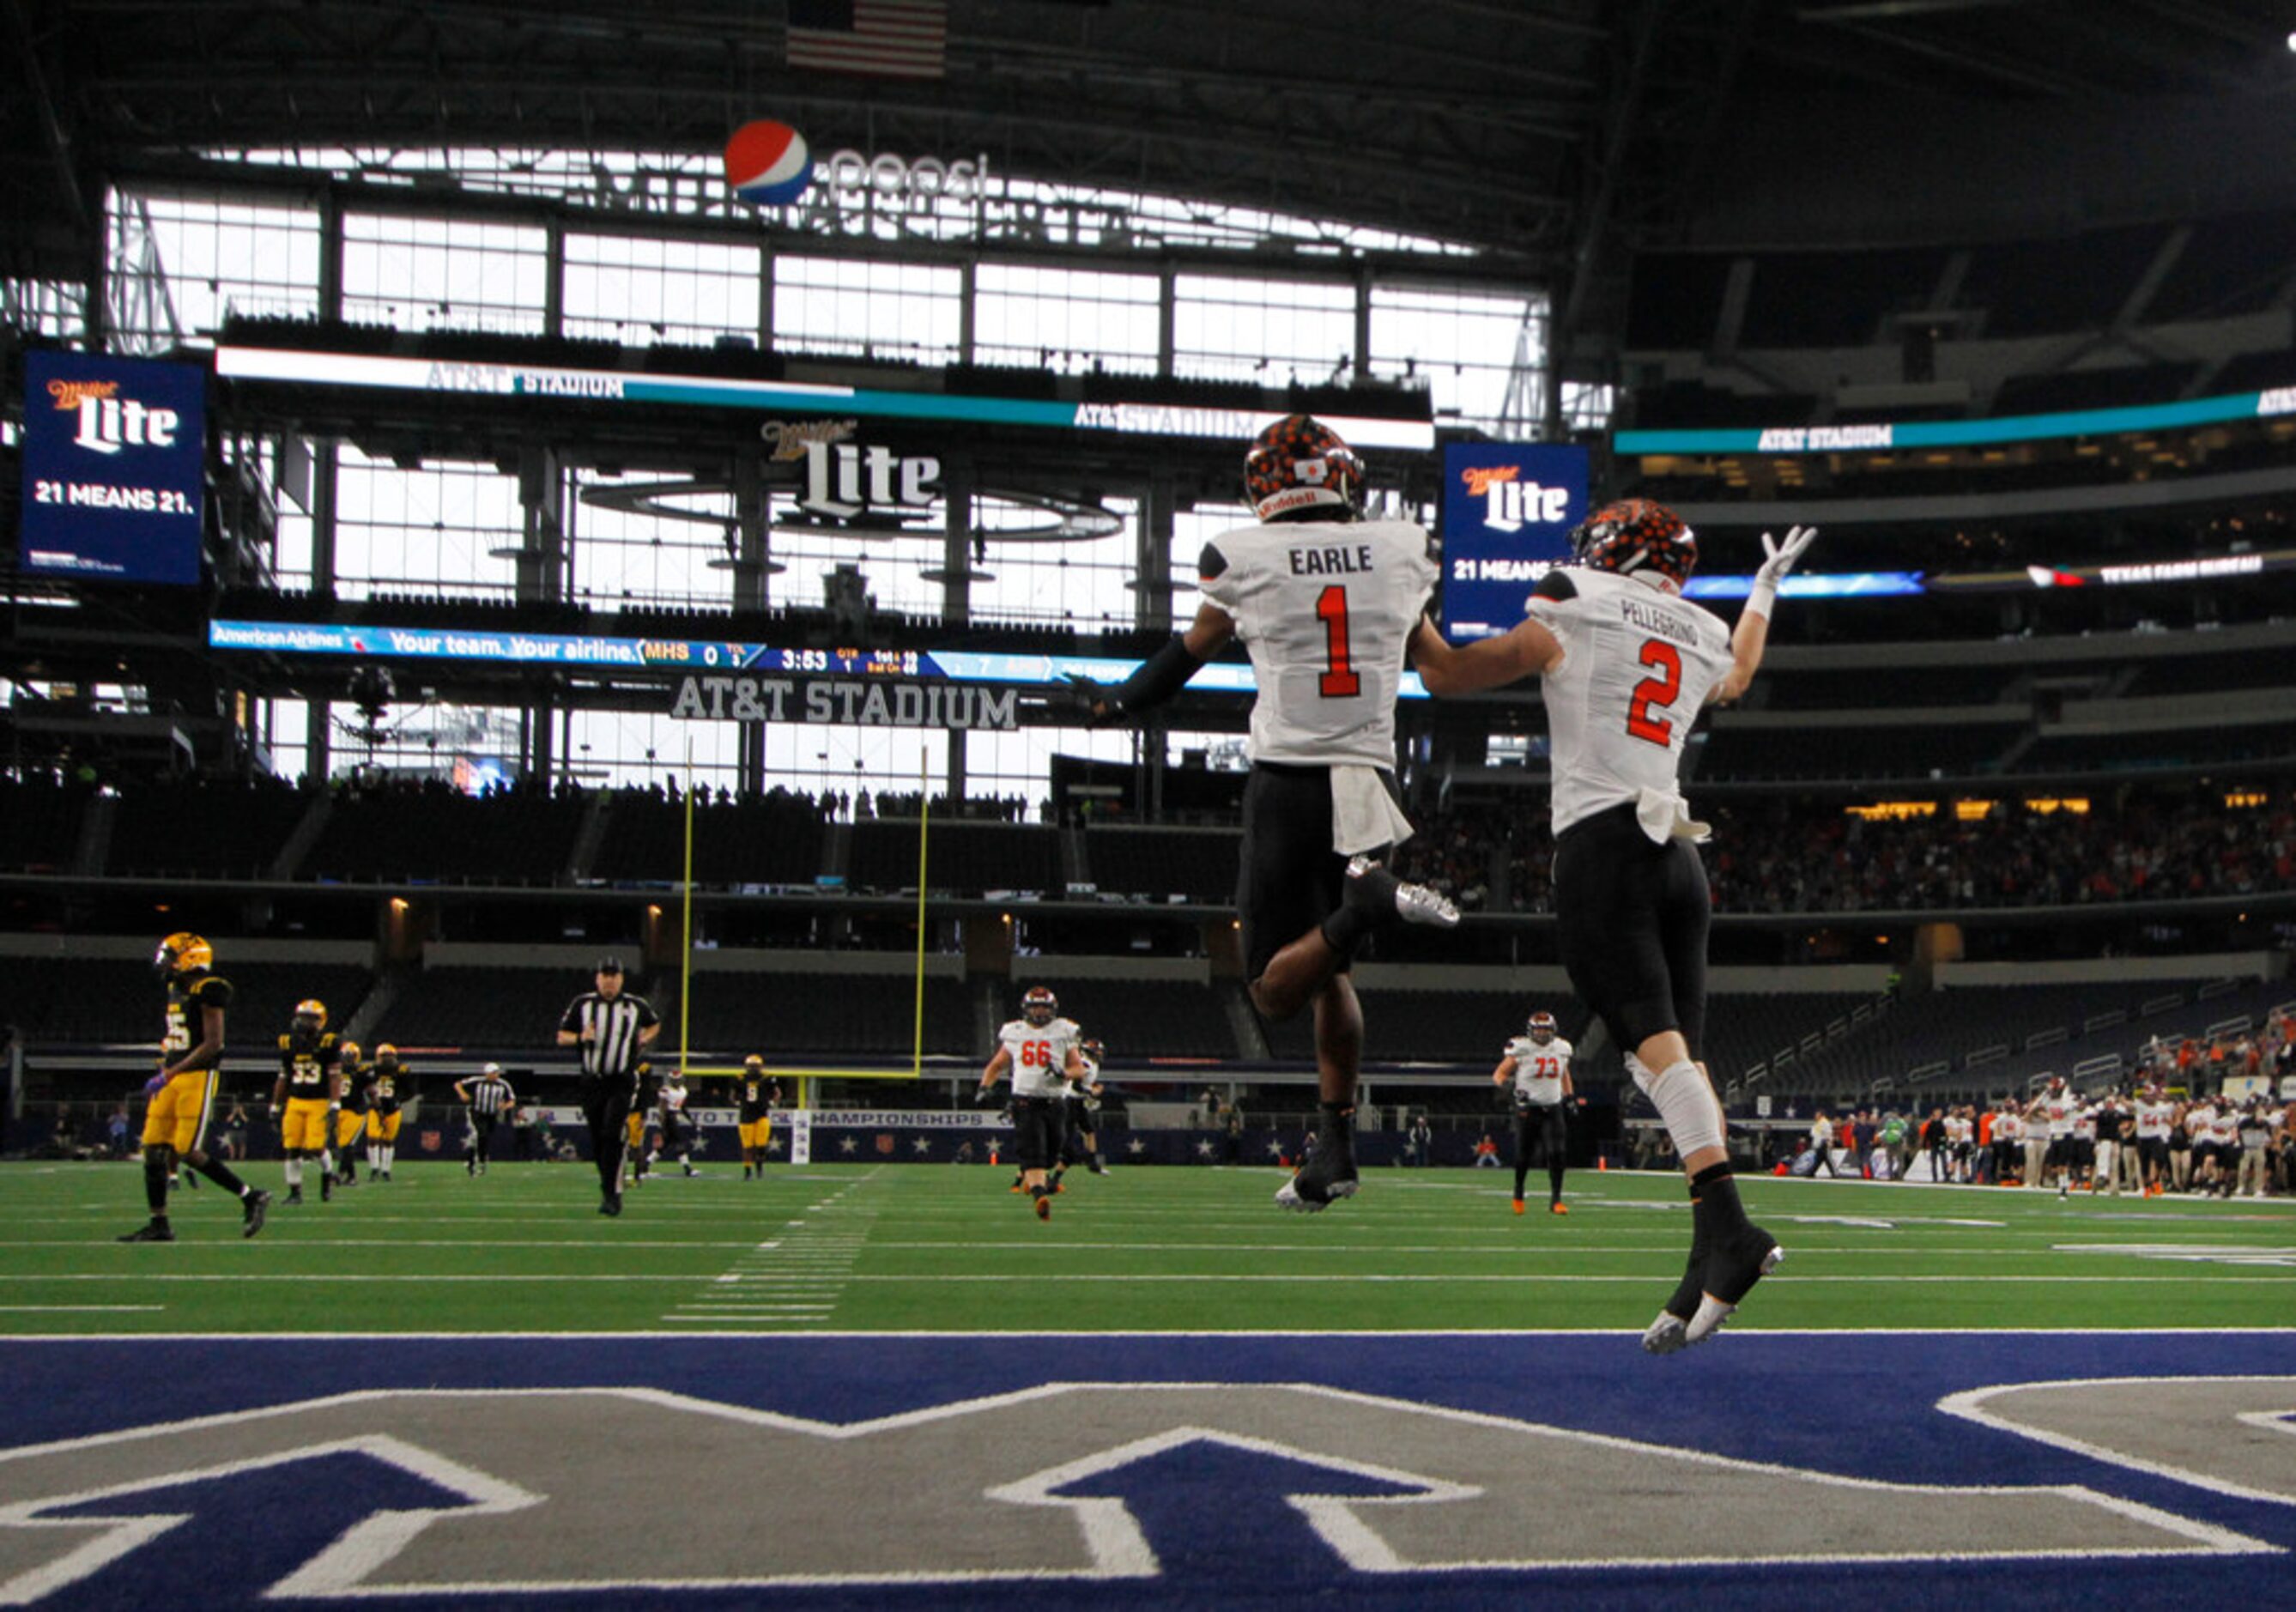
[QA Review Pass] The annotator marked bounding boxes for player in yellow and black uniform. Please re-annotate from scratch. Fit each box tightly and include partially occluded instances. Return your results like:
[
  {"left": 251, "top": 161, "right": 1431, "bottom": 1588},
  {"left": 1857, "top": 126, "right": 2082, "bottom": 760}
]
[
  {"left": 119, "top": 932, "right": 270, "bottom": 1242},
  {"left": 737, "top": 1055, "right": 780, "bottom": 1181},
  {"left": 362, "top": 1045, "right": 414, "bottom": 1181},
  {"left": 332, "top": 1039, "right": 367, "bottom": 1188},
  {"left": 270, "top": 998, "right": 342, "bottom": 1205},
  {"left": 624, "top": 1060, "right": 660, "bottom": 1189}
]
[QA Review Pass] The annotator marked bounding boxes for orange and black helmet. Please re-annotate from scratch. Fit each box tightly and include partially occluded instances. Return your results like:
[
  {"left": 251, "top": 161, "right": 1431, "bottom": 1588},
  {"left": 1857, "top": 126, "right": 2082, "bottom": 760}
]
[
  {"left": 1244, "top": 415, "right": 1365, "bottom": 524},
  {"left": 154, "top": 931, "right": 214, "bottom": 979},
  {"left": 1569, "top": 499, "right": 1697, "bottom": 591}
]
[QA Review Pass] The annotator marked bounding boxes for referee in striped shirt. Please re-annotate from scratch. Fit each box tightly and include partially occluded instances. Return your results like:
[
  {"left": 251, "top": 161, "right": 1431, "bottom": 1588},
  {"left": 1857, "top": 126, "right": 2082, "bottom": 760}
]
[
  {"left": 454, "top": 1062, "right": 516, "bottom": 1177},
  {"left": 556, "top": 957, "right": 660, "bottom": 1215}
]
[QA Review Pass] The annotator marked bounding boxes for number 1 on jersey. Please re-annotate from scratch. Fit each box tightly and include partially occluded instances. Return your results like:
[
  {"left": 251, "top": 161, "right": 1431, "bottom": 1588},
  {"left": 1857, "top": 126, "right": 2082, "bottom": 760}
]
[
  {"left": 1317, "top": 584, "right": 1361, "bottom": 699},
  {"left": 1626, "top": 638, "right": 1682, "bottom": 746}
]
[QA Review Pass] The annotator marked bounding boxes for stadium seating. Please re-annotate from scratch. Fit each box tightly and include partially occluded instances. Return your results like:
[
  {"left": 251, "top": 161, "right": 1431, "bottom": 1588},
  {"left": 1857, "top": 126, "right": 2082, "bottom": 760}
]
[
  {"left": 591, "top": 789, "right": 826, "bottom": 888},
  {"left": 1084, "top": 827, "right": 1241, "bottom": 902},
  {"left": 0, "top": 776, "right": 92, "bottom": 873},
  {"left": 846, "top": 821, "right": 1063, "bottom": 896},
  {"left": 306, "top": 784, "right": 585, "bottom": 884},
  {"left": 4, "top": 957, "right": 374, "bottom": 1048},
  {"left": 107, "top": 777, "right": 312, "bottom": 879}
]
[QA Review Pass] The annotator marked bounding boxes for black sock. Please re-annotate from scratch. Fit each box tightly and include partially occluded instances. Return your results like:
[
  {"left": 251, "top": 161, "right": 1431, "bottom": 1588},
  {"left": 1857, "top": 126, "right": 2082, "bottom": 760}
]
[
  {"left": 143, "top": 1152, "right": 170, "bottom": 1215},
  {"left": 1512, "top": 1168, "right": 1529, "bottom": 1198},
  {"left": 1549, "top": 1165, "right": 1565, "bottom": 1203},
  {"left": 1690, "top": 1162, "right": 1751, "bottom": 1243},
  {"left": 193, "top": 1155, "right": 251, "bottom": 1197},
  {"left": 1318, "top": 1101, "right": 1355, "bottom": 1148}
]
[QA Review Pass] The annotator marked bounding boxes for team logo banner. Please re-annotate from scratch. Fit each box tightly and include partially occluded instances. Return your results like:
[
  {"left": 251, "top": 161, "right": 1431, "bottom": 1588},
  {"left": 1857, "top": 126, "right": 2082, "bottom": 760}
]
[
  {"left": 19, "top": 351, "right": 206, "bottom": 585},
  {"left": 1437, "top": 443, "right": 1587, "bottom": 642}
]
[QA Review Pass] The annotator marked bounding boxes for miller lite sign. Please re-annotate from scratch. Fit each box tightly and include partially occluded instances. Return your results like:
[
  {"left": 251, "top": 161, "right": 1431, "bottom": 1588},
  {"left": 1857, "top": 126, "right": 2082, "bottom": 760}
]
[
  {"left": 797, "top": 439, "right": 942, "bottom": 523},
  {"left": 1437, "top": 443, "right": 1587, "bottom": 642},
  {"left": 20, "top": 350, "right": 207, "bottom": 585}
]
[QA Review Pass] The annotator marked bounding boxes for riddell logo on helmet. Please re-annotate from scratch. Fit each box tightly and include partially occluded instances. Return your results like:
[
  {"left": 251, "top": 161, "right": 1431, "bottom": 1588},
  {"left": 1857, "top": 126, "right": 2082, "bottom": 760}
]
[{"left": 1258, "top": 487, "right": 1331, "bottom": 517}]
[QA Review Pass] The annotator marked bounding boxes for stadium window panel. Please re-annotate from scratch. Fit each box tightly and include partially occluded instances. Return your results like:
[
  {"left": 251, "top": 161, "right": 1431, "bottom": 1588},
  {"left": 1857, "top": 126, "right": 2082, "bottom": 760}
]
[
  {"left": 967, "top": 494, "right": 1139, "bottom": 630},
  {"left": 263, "top": 697, "right": 308, "bottom": 785},
  {"left": 1166, "top": 504, "right": 1255, "bottom": 604},
  {"left": 759, "top": 724, "right": 942, "bottom": 803},
  {"left": 967, "top": 728, "right": 1137, "bottom": 809},
  {"left": 342, "top": 213, "right": 548, "bottom": 334},
  {"left": 571, "top": 471, "right": 737, "bottom": 609},
  {"left": 560, "top": 233, "right": 762, "bottom": 346},
  {"left": 1172, "top": 273, "right": 1356, "bottom": 386},
  {"left": 2, "top": 276, "right": 89, "bottom": 342},
  {"left": 1369, "top": 282, "right": 1546, "bottom": 436},
  {"left": 972, "top": 264, "right": 1160, "bottom": 376},
  {"left": 328, "top": 702, "right": 530, "bottom": 787},
  {"left": 766, "top": 516, "right": 953, "bottom": 621},
  {"left": 772, "top": 255, "right": 962, "bottom": 365},
  {"left": 112, "top": 189, "right": 323, "bottom": 342},
  {"left": 567, "top": 710, "right": 747, "bottom": 793},
  {"left": 331, "top": 448, "right": 522, "bottom": 601}
]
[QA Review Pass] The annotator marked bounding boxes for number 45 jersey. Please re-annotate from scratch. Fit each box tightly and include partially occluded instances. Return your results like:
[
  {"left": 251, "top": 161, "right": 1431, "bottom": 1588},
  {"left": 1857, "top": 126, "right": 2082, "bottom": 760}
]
[
  {"left": 1527, "top": 566, "right": 1732, "bottom": 837},
  {"left": 1199, "top": 518, "right": 1439, "bottom": 769}
]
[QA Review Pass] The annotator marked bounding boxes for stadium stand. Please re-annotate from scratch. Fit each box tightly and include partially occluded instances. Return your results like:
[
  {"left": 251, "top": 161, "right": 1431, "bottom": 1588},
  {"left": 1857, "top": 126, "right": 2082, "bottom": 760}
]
[
  {"left": 590, "top": 788, "right": 827, "bottom": 888},
  {"left": 1082, "top": 827, "right": 1241, "bottom": 903},
  {"left": 0, "top": 776, "right": 90, "bottom": 872},
  {"left": 5, "top": 957, "right": 375, "bottom": 1048},
  {"left": 306, "top": 782, "right": 587, "bottom": 885},
  {"left": 846, "top": 821, "right": 1063, "bottom": 897},
  {"left": 106, "top": 776, "right": 312, "bottom": 879}
]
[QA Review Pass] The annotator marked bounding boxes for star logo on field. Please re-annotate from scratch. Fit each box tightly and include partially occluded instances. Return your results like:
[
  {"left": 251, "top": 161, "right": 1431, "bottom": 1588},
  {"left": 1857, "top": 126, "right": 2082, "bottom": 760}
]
[
  {"left": 838, "top": 1136, "right": 858, "bottom": 1154},
  {"left": 1265, "top": 1139, "right": 1284, "bottom": 1158},
  {"left": 1126, "top": 1139, "right": 1147, "bottom": 1156},
  {"left": 912, "top": 1138, "right": 932, "bottom": 1155},
  {"left": 1195, "top": 1140, "right": 1215, "bottom": 1158}
]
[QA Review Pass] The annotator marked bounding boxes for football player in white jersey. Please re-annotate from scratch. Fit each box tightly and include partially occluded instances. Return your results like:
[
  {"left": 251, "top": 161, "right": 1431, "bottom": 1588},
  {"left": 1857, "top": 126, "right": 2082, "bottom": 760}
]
[
  {"left": 975, "top": 985, "right": 1086, "bottom": 1219},
  {"left": 1493, "top": 1010, "right": 1577, "bottom": 1215},
  {"left": 1051, "top": 1036, "right": 1110, "bottom": 1185},
  {"left": 1075, "top": 415, "right": 1459, "bottom": 1215},
  {"left": 1413, "top": 499, "right": 1816, "bottom": 1350},
  {"left": 2135, "top": 1082, "right": 2174, "bottom": 1196}
]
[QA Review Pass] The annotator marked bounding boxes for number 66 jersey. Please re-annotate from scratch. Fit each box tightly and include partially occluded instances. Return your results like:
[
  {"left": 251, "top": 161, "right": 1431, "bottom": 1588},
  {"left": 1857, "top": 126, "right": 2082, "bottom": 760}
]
[
  {"left": 998, "top": 1015, "right": 1082, "bottom": 1099},
  {"left": 1526, "top": 566, "right": 1732, "bottom": 837}
]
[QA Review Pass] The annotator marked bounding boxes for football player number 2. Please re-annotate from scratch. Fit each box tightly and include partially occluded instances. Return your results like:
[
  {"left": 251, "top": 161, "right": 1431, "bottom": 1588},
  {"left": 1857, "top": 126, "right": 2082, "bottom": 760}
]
[
  {"left": 1626, "top": 638, "right": 1681, "bottom": 746},
  {"left": 1317, "top": 585, "right": 1361, "bottom": 698}
]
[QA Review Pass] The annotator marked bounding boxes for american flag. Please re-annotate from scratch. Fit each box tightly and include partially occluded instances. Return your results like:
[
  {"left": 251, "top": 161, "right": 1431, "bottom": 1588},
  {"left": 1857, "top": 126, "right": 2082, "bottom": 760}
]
[{"left": 787, "top": 0, "right": 948, "bottom": 81}]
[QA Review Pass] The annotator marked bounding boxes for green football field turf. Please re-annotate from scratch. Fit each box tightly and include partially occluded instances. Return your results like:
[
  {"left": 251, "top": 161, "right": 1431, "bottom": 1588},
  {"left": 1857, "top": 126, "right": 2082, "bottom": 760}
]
[{"left": 1, "top": 1159, "right": 2289, "bottom": 1336}]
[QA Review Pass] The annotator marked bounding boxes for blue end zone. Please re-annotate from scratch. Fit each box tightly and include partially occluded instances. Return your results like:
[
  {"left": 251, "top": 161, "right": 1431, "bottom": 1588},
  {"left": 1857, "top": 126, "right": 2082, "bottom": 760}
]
[{"left": 3, "top": 1332, "right": 2290, "bottom": 1609}]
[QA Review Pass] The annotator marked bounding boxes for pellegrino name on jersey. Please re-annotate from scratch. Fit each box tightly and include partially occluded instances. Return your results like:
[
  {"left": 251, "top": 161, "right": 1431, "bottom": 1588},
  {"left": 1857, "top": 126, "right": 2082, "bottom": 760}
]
[
  {"left": 1287, "top": 543, "right": 1377, "bottom": 576},
  {"left": 1619, "top": 596, "right": 1700, "bottom": 646}
]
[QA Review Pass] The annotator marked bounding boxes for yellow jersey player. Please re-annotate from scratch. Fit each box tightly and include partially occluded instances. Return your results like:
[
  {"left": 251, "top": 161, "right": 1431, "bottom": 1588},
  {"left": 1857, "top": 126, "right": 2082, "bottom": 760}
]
[
  {"left": 118, "top": 933, "right": 270, "bottom": 1242},
  {"left": 270, "top": 998, "right": 342, "bottom": 1205},
  {"left": 737, "top": 1055, "right": 779, "bottom": 1181},
  {"left": 332, "top": 1039, "right": 367, "bottom": 1187},
  {"left": 625, "top": 1061, "right": 659, "bottom": 1189},
  {"left": 362, "top": 1045, "right": 413, "bottom": 1180}
]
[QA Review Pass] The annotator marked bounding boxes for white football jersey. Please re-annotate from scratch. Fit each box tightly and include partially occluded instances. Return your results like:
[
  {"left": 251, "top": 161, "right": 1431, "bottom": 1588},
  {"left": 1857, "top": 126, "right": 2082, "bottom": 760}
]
[
  {"left": 1503, "top": 1036, "right": 1572, "bottom": 1106},
  {"left": 2043, "top": 1094, "right": 2075, "bottom": 1138},
  {"left": 997, "top": 1015, "right": 1081, "bottom": 1100},
  {"left": 1945, "top": 1114, "right": 1972, "bottom": 1146},
  {"left": 1994, "top": 1112, "right": 2022, "bottom": 1143},
  {"left": 2136, "top": 1099, "right": 2172, "bottom": 1139},
  {"left": 1525, "top": 567, "right": 1735, "bottom": 835},
  {"left": 1068, "top": 1050, "right": 1100, "bottom": 1102},
  {"left": 1198, "top": 517, "right": 1439, "bottom": 768},
  {"left": 2208, "top": 1108, "right": 2238, "bottom": 1145}
]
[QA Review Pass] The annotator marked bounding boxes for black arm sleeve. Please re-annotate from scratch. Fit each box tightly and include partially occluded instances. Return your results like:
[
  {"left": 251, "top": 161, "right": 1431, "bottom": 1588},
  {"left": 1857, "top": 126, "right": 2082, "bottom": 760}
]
[{"left": 1112, "top": 635, "right": 1205, "bottom": 715}]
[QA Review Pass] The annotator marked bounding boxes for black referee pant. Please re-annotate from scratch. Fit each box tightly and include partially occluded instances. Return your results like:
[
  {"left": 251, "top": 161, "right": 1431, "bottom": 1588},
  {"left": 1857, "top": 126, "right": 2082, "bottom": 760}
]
[
  {"left": 468, "top": 1113, "right": 499, "bottom": 1169},
  {"left": 580, "top": 1077, "right": 636, "bottom": 1201}
]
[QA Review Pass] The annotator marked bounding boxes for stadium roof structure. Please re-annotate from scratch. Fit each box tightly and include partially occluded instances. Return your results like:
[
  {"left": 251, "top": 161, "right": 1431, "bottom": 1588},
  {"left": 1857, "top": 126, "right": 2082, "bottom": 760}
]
[{"left": 9, "top": 2, "right": 2295, "bottom": 358}]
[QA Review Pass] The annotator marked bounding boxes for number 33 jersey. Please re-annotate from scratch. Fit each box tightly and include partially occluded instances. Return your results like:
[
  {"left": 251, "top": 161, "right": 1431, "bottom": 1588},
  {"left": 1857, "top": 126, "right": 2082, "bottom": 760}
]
[
  {"left": 1199, "top": 518, "right": 1439, "bottom": 768},
  {"left": 998, "top": 1016, "right": 1082, "bottom": 1099},
  {"left": 1527, "top": 567, "right": 1732, "bottom": 836}
]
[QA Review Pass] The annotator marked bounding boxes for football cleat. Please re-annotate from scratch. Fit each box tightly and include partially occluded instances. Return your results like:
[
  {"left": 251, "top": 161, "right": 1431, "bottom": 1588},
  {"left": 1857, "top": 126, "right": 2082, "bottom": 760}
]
[
  {"left": 287, "top": 1187, "right": 303, "bottom": 1206},
  {"left": 320, "top": 1173, "right": 332, "bottom": 1203},
  {"left": 1343, "top": 855, "right": 1460, "bottom": 930},
  {"left": 117, "top": 1222, "right": 175, "bottom": 1243},
  {"left": 1088, "top": 1155, "right": 1107, "bottom": 1175},
  {"left": 1276, "top": 1142, "right": 1360, "bottom": 1213},
  {"left": 1683, "top": 1231, "right": 1784, "bottom": 1345},
  {"left": 241, "top": 1189, "right": 271, "bottom": 1239},
  {"left": 1511, "top": 1197, "right": 1525, "bottom": 1215},
  {"left": 1549, "top": 1202, "right": 1570, "bottom": 1215},
  {"left": 1034, "top": 1193, "right": 1051, "bottom": 1221},
  {"left": 1641, "top": 1311, "right": 1688, "bottom": 1355},
  {"left": 599, "top": 1196, "right": 622, "bottom": 1216}
]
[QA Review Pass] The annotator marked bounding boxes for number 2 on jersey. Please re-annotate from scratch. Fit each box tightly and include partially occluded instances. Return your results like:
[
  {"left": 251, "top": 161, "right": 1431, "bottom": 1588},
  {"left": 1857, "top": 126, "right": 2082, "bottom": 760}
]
[
  {"left": 1316, "top": 584, "right": 1361, "bottom": 699},
  {"left": 1625, "top": 638, "right": 1681, "bottom": 746}
]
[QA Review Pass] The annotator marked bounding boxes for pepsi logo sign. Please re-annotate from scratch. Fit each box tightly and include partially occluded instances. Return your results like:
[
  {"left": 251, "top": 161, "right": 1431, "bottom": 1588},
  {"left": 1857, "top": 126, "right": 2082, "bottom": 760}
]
[{"left": 724, "top": 120, "right": 814, "bottom": 207}]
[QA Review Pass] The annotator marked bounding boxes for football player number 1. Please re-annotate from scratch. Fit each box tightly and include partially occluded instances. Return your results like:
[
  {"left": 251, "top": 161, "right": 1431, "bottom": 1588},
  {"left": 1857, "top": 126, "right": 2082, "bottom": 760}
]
[
  {"left": 1626, "top": 638, "right": 1681, "bottom": 745},
  {"left": 1317, "top": 585, "right": 1361, "bottom": 699}
]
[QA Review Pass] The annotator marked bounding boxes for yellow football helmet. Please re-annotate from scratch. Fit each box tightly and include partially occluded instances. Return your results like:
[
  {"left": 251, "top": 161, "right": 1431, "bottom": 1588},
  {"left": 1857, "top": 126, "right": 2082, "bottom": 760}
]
[
  {"left": 154, "top": 931, "right": 214, "bottom": 978},
  {"left": 294, "top": 998, "right": 328, "bottom": 1027}
]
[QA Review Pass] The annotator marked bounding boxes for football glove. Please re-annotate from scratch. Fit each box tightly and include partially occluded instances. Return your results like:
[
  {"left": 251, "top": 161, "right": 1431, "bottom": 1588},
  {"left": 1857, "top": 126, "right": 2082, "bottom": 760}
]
[
  {"left": 973, "top": 1083, "right": 997, "bottom": 1106},
  {"left": 1059, "top": 672, "right": 1119, "bottom": 729},
  {"left": 144, "top": 1073, "right": 167, "bottom": 1095},
  {"left": 1756, "top": 524, "right": 1818, "bottom": 588}
]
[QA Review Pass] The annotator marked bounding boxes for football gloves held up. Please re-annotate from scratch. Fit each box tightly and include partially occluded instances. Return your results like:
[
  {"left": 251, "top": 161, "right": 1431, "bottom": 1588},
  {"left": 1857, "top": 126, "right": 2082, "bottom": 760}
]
[{"left": 1755, "top": 524, "right": 1818, "bottom": 589}]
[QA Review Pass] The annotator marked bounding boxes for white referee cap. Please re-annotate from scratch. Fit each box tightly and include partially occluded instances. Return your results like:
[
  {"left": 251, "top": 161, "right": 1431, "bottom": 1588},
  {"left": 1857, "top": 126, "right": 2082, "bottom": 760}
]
[{"left": 482, "top": 1062, "right": 504, "bottom": 1076}]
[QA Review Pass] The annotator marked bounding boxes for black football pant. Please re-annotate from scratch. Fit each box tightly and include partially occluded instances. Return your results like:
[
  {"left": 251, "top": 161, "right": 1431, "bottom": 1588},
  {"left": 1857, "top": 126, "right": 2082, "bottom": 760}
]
[
  {"left": 580, "top": 1082, "right": 634, "bottom": 1200},
  {"left": 469, "top": 1114, "right": 498, "bottom": 1168}
]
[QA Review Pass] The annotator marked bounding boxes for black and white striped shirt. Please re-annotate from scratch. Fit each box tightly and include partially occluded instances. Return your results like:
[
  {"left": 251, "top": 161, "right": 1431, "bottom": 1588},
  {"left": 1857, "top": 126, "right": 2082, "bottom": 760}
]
[
  {"left": 463, "top": 1075, "right": 515, "bottom": 1118},
  {"left": 560, "top": 991, "right": 659, "bottom": 1084}
]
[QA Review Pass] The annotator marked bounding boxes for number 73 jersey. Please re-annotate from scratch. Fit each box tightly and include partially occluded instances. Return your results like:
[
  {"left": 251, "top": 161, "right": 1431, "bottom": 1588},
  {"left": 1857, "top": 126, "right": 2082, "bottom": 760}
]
[
  {"left": 1528, "top": 566, "right": 1733, "bottom": 836},
  {"left": 1199, "top": 518, "right": 1439, "bottom": 768}
]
